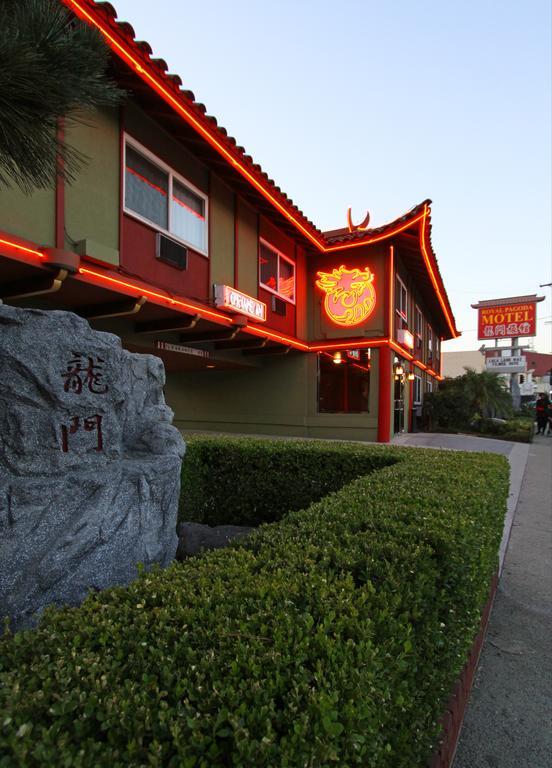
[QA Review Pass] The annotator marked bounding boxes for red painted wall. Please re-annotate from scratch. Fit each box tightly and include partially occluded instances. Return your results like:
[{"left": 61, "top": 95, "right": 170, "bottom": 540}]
[
  {"left": 121, "top": 214, "right": 209, "bottom": 302},
  {"left": 258, "top": 286, "right": 296, "bottom": 336}
]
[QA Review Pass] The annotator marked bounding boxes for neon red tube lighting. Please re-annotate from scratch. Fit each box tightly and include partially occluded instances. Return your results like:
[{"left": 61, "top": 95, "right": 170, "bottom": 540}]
[
  {"left": 64, "top": 0, "right": 326, "bottom": 252},
  {"left": 246, "top": 324, "right": 309, "bottom": 351},
  {"left": 78, "top": 267, "right": 232, "bottom": 324},
  {"left": 62, "top": 1, "right": 460, "bottom": 349},
  {"left": 420, "top": 205, "right": 458, "bottom": 338},
  {"left": 310, "top": 338, "right": 388, "bottom": 352},
  {"left": 388, "top": 244, "right": 394, "bottom": 338},
  {"left": 389, "top": 339, "right": 414, "bottom": 360},
  {"left": 0, "top": 227, "right": 455, "bottom": 356},
  {"left": 324, "top": 212, "right": 425, "bottom": 252},
  {"left": 0, "top": 237, "right": 44, "bottom": 259}
]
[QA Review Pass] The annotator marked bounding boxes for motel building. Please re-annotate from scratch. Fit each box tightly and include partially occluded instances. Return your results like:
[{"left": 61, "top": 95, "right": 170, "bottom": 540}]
[{"left": 0, "top": 0, "right": 459, "bottom": 443}]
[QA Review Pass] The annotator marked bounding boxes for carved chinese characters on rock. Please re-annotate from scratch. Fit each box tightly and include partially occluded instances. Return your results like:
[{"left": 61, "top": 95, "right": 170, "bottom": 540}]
[
  {"left": 60, "top": 353, "right": 108, "bottom": 454},
  {"left": 62, "top": 354, "right": 108, "bottom": 394}
]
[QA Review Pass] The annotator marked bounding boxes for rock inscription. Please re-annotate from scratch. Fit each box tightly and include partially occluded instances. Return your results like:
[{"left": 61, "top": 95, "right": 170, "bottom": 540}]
[{"left": 0, "top": 305, "right": 185, "bottom": 629}]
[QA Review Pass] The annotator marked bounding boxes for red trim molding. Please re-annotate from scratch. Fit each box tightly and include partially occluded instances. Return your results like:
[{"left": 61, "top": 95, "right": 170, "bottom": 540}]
[
  {"left": 377, "top": 345, "right": 392, "bottom": 442},
  {"left": 430, "top": 573, "right": 499, "bottom": 768},
  {"left": 60, "top": 0, "right": 458, "bottom": 340}
]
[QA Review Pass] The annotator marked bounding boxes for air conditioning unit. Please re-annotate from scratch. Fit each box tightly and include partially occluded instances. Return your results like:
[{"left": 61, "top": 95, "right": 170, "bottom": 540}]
[
  {"left": 271, "top": 296, "right": 287, "bottom": 316},
  {"left": 155, "top": 233, "right": 187, "bottom": 270}
]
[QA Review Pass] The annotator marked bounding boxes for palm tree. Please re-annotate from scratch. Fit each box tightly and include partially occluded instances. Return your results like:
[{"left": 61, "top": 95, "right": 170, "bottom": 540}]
[
  {"left": 462, "top": 368, "right": 513, "bottom": 419},
  {"left": 0, "top": 0, "right": 121, "bottom": 193}
]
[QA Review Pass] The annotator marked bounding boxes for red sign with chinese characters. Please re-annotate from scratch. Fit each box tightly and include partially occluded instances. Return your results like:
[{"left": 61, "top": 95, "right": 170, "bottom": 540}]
[{"left": 477, "top": 302, "right": 537, "bottom": 340}]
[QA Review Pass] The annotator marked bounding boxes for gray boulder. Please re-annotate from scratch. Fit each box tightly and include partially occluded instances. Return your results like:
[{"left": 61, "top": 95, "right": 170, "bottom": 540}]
[
  {"left": 0, "top": 304, "right": 185, "bottom": 629},
  {"left": 177, "top": 522, "right": 252, "bottom": 559}
]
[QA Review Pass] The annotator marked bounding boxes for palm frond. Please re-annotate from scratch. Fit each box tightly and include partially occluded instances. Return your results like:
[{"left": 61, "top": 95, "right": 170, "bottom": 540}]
[{"left": 0, "top": 0, "right": 122, "bottom": 193}]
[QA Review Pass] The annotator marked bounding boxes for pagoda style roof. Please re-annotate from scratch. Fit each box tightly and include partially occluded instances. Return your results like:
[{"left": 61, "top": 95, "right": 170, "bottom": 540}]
[{"left": 61, "top": 0, "right": 459, "bottom": 338}]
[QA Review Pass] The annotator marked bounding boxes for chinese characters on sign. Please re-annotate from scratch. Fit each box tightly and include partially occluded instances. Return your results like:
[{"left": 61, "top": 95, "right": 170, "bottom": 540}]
[
  {"left": 477, "top": 303, "right": 536, "bottom": 340},
  {"left": 60, "top": 353, "right": 109, "bottom": 454}
]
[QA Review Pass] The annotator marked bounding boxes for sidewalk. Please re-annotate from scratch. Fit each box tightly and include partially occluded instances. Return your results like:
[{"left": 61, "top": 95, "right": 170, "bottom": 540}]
[
  {"left": 391, "top": 432, "right": 529, "bottom": 573},
  {"left": 452, "top": 435, "right": 552, "bottom": 767},
  {"left": 392, "top": 432, "right": 551, "bottom": 766}
]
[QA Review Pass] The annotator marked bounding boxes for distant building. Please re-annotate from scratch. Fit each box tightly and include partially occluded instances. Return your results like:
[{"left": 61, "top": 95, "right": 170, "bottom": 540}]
[
  {"left": 442, "top": 348, "right": 552, "bottom": 400},
  {"left": 442, "top": 350, "right": 485, "bottom": 378},
  {"left": 524, "top": 352, "right": 552, "bottom": 396}
]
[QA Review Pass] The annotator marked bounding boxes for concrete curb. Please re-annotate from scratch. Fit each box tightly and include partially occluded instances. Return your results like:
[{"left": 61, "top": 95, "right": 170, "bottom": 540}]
[{"left": 499, "top": 442, "right": 530, "bottom": 575}]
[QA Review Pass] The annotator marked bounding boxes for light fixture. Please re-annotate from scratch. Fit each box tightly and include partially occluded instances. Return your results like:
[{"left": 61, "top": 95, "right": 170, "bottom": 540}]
[
  {"left": 332, "top": 351, "right": 343, "bottom": 364},
  {"left": 206, "top": 363, "right": 216, "bottom": 369},
  {"left": 395, "top": 364, "right": 404, "bottom": 376},
  {"left": 407, "top": 372, "right": 415, "bottom": 381}
]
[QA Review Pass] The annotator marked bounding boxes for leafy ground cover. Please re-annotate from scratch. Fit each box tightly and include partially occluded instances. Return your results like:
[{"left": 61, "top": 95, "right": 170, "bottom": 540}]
[{"left": 0, "top": 438, "right": 509, "bottom": 767}]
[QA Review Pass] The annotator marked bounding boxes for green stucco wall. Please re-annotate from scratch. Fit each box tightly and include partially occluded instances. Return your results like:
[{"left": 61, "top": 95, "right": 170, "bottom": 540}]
[
  {"left": 65, "top": 107, "right": 120, "bottom": 265},
  {"left": 209, "top": 175, "right": 235, "bottom": 288},
  {"left": 295, "top": 246, "right": 308, "bottom": 340},
  {"left": 124, "top": 101, "right": 208, "bottom": 194},
  {"left": 236, "top": 198, "right": 258, "bottom": 298},
  {"left": 166, "top": 353, "right": 308, "bottom": 434},
  {"left": 165, "top": 350, "right": 379, "bottom": 442},
  {"left": 0, "top": 184, "right": 54, "bottom": 247}
]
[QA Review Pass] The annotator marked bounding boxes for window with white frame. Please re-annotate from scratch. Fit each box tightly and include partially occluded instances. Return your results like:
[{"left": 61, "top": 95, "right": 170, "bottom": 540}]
[
  {"left": 428, "top": 325, "right": 434, "bottom": 365},
  {"left": 414, "top": 374, "right": 422, "bottom": 404},
  {"left": 426, "top": 379, "right": 433, "bottom": 394},
  {"left": 414, "top": 305, "right": 423, "bottom": 352},
  {"left": 124, "top": 137, "right": 208, "bottom": 255},
  {"left": 259, "top": 240, "right": 295, "bottom": 303},
  {"left": 395, "top": 275, "right": 408, "bottom": 331}
]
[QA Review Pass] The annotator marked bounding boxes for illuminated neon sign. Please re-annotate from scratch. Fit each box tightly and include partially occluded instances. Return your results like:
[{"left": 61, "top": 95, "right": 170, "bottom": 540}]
[
  {"left": 316, "top": 265, "right": 376, "bottom": 327},
  {"left": 397, "top": 329, "right": 414, "bottom": 350},
  {"left": 214, "top": 284, "right": 267, "bottom": 322}
]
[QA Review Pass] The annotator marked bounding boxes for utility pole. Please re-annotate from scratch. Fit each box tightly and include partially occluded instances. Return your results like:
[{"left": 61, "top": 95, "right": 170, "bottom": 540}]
[{"left": 540, "top": 282, "right": 552, "bottom": 353}]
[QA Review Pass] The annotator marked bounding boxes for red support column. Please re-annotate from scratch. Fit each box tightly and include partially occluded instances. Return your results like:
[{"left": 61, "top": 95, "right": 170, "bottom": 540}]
[
  {"left": 408, "top": 373, "right": 414, "bottom": 432},
  {"left": 378, "top": 345, "right": 392, "bottom": 442}
]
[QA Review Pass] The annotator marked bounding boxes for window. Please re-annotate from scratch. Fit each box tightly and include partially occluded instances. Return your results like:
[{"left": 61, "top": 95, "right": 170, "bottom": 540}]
[
  {"left": 426, "top": 379, "right": 433, "bottom": 394},
  {"left": 414, "top": 375, "right": 422, "bottom": 404},
  {"left": 124, "top": 137, "right": 208, "bottom": 255},
  {"left": 428, "top": 326, "right": 434, "bottom": 365},
  {"left": 259, "top": 240, "right": 295, "bottom": 303},
  {"left": 395, "top": 275, "right": 408, "bottom": 333},
  {"left": 318, "top": 350, "right": 371, "bottom": 413},
  {"left": 414, "top": 305, "right": 423, "bottom": 352}
]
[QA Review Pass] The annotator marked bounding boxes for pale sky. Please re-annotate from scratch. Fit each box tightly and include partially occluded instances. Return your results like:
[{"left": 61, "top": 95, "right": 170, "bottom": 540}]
[{"left": 110, "top": 0, "right": 552, "bottom": 353}]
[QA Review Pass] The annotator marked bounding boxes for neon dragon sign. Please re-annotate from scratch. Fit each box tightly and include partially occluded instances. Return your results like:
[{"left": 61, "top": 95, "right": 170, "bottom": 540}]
[{"left": 316, "top": 265, "right": 377, "bottom": 327}]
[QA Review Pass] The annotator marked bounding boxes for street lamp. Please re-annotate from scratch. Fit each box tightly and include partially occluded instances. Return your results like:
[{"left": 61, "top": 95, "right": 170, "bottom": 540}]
[{"left": 540, "top": 282, "right": 552, "bottom": 353}]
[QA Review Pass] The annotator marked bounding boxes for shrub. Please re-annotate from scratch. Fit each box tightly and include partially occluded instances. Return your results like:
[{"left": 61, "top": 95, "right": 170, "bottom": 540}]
[
  {"left": 424, "top": 369, "right": 513, "bottom": 433},
  {"left": 473, "top": 416, "right": 533, "bottom": 443},
  {"left": 0, "top": 441, "right": 509, "bottom": 767},
  {"left": 180, "top": 436, "right": 398, "bottom": 525}
]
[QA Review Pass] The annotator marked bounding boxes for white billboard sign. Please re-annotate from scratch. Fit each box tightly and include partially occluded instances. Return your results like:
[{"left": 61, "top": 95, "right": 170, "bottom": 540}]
[{"left": 485, "top": 355, "right": 526, "bottom": 373}]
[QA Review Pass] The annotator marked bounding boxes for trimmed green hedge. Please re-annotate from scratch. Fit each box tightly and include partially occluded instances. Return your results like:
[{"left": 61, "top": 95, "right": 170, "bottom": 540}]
[
  {"left": 0, "top": 439, "right": 509, "bottom": 767},
  {"left": 179, "top": 437, "right": 399, "bottom": 525}
]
